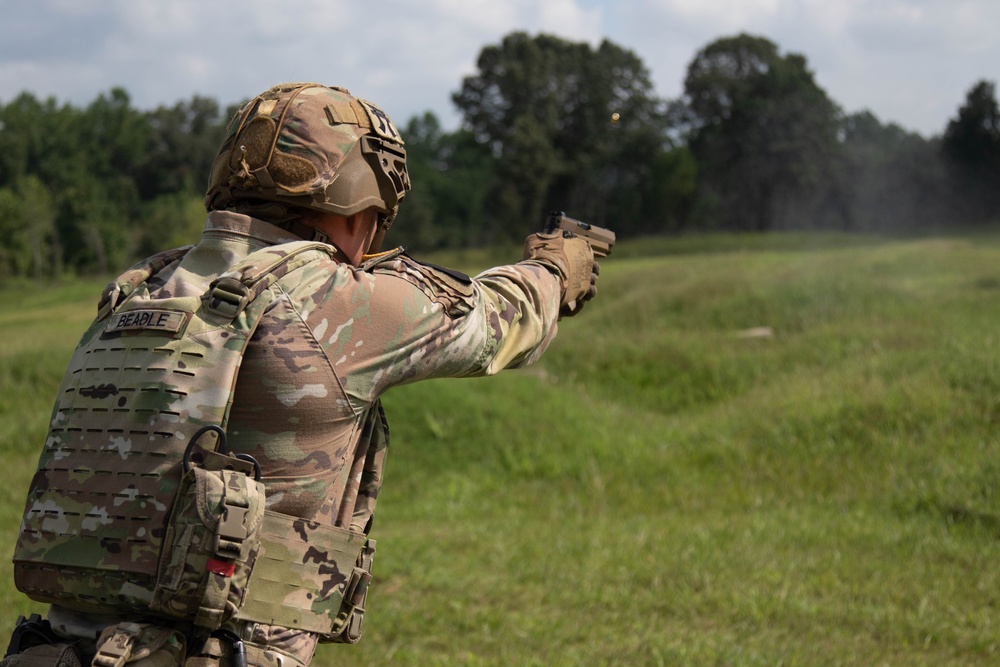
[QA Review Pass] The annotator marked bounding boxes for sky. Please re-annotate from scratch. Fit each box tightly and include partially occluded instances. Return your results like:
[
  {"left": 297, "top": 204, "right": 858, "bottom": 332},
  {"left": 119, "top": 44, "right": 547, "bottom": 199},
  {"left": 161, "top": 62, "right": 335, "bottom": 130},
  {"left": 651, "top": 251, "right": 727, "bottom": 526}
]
[{"left": 1, "top": 0, "right": 998, "bottom": 139}]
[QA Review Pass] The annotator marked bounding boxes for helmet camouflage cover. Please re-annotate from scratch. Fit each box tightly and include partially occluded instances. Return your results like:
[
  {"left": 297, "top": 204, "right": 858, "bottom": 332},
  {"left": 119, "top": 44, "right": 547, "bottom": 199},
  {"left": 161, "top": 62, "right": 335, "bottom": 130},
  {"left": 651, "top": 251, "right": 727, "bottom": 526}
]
[{"left": 205, "top": 83, "right": 411, "bottom": 230}]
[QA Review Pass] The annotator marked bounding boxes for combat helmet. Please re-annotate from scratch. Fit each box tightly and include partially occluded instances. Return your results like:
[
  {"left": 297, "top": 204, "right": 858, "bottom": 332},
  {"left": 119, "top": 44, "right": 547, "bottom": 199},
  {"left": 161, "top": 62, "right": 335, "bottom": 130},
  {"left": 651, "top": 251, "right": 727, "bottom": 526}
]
[{"left": 205, "top": 83, "right": 410, "bottom": 234}]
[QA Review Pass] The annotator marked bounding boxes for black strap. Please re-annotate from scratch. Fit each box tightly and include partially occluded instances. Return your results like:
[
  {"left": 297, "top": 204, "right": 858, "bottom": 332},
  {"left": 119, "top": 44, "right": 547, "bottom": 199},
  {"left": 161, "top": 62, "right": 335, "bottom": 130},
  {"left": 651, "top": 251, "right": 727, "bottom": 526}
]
[{"left": 4, "top": 615, "right": 62, "bottom": 657}]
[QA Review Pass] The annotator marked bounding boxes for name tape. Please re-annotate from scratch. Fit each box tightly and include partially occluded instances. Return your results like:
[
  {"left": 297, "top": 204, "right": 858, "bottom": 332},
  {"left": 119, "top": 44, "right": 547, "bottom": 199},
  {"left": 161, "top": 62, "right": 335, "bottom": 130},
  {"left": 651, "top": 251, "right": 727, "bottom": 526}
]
[{"left": 105, "top": 309, "right": 188, "bottom": 334}]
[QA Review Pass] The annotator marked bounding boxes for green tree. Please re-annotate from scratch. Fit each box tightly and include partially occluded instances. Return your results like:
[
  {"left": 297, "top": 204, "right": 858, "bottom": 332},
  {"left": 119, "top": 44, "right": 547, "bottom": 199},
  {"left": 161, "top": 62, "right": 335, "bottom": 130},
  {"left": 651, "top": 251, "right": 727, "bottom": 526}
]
[
  {"left": 833, "top": 111, "right": 948, "bottom": 232},
  {"left": 390, "top": 112, "right": 496, "bottom": 250},
  {"left": 0, "top": 89, "right": 151, "bottom": 275},
  {"left": 944, "top": 80, "right": 1000, "bottom": 167},
  {"left": 0, "top": 87, "right": 236, "bottom": 277},
  {"left": 942, "top": 79, "right": 1000, "bottom": 222},
  {"left": 0, "top": 176, "right": 57, "bottom": 279},
  {"left": 137, "top": 96, "right": 230, "bottom": 199},
  {"left": 453, "top": 32, "right": 668, "bottom": 238},
  {"left": 138, "top": 192, "right": 207, "bottom": 256},
  {"left": 681, "top": 33, "right": 841, "bottom": 231},
  {"left": 0, "top": 92, "right": 80, "bottom": 193},
  {"left": 0, "top": 93, "right": 90, "bottom": 275},
  {"left": 639, "top": 146, "right": 698, "bottom": 234}
]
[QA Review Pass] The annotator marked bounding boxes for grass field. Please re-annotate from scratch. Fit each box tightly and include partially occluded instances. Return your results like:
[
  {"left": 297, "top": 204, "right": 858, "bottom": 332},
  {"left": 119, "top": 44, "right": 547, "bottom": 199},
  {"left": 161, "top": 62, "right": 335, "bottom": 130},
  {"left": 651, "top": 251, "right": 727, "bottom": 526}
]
[{"left": 1, "top": 232, "right": 999, "bottom": 666}]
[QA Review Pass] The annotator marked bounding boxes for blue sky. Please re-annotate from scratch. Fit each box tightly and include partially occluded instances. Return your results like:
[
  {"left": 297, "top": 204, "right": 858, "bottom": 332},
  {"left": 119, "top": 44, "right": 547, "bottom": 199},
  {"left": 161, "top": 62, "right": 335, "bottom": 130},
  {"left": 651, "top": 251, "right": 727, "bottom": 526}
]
[{"left": 1, "top": 0, "right": 998, "bottom": 138}]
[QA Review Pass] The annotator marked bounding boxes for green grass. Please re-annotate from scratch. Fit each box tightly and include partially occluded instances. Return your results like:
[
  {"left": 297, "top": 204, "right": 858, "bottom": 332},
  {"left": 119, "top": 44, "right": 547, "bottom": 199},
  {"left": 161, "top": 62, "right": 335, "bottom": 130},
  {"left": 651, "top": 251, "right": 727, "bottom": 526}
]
[{"left": 2, "top": 233, "right": 1000, "bottom": 665}]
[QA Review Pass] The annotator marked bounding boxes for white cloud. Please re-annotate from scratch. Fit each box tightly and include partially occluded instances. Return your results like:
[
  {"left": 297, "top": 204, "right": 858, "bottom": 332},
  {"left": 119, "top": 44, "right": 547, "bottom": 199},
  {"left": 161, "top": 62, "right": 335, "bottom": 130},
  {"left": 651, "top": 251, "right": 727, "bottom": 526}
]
[
  {"left": 657, "top": 0, "right": 782, "bottom": 28},
  {"left": 0, "top": 0, "right": 997, "bottom": 137},
  {"left": 606, "top": 0, "right": 1000, "bottom": 135}
]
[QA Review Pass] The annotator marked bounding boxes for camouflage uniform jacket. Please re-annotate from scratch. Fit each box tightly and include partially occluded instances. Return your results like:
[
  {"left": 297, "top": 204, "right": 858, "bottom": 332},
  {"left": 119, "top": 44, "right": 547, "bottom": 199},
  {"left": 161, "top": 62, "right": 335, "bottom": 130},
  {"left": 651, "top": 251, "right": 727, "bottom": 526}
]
[
  {"left": 185, "top": 210, "right": 562, "bottom": 527},
  {"left": 141, "top": 209, "right": 562, "bottom": 658}
]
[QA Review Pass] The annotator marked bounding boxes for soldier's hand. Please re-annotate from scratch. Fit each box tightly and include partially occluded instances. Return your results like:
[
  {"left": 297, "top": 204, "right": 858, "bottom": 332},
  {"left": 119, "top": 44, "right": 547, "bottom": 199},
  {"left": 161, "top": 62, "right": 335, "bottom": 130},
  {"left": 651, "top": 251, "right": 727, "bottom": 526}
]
[{"left": 523, "top": 232, "right": 598, "bottom": 318}]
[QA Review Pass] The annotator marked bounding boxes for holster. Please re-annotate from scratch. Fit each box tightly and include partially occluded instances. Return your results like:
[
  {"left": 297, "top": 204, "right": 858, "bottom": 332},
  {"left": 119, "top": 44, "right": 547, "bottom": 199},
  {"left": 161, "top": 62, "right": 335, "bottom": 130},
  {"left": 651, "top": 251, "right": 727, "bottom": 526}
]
[
  {"left": 2, "top": 616, "right": 80, "bottom": 667},
  {"left": 1, "top": 644, "right": 81, "bottom": 667}
]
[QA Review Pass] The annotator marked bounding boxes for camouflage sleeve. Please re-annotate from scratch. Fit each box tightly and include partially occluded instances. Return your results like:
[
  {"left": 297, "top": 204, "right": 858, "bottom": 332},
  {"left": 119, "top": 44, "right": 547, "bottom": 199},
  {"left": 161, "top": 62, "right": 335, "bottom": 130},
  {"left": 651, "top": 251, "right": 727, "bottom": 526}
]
[
  {"left": 278, "top": 253, "right": 562, "bottom": 410},
  {"left": 469, "top": 260, "right": 562, "bottom": 374}
]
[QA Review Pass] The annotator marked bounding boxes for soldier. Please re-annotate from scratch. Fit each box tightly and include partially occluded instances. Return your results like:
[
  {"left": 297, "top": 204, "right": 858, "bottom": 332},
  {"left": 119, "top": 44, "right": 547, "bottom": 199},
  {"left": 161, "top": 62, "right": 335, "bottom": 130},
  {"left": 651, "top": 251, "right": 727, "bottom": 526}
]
[{"left": 5, "top": 83, "right": 600, "bottom": 667}]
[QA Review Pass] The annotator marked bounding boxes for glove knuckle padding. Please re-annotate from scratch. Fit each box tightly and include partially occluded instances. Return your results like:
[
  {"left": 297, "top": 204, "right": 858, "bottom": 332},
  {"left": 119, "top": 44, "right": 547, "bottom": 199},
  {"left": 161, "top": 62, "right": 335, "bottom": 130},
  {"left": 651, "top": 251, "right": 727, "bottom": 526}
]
[{"left": 523, "top": 234, "right": 595, "bottom": 312}]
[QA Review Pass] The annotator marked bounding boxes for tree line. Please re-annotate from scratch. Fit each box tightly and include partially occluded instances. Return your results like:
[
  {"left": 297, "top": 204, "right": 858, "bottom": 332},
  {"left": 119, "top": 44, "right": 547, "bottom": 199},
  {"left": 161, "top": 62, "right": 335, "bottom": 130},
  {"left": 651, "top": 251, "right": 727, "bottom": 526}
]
[{"left": 1, "top": 32, "right": 998, "bottom": 279}]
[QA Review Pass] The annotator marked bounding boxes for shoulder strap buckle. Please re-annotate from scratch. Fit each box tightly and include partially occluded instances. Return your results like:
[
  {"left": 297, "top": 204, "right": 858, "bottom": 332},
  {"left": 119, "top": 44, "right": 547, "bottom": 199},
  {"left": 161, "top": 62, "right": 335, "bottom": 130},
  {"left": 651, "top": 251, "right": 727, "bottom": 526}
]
[{"left": 205, "top": 276, "right": 251, "bottom": 320}]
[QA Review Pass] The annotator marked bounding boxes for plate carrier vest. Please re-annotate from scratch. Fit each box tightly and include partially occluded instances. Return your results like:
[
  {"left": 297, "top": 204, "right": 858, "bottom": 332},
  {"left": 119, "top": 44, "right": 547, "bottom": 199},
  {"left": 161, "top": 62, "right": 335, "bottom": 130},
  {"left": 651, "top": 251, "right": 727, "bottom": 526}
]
[{"left": 13, "top": 240, "right": 375, "bottom": 642}]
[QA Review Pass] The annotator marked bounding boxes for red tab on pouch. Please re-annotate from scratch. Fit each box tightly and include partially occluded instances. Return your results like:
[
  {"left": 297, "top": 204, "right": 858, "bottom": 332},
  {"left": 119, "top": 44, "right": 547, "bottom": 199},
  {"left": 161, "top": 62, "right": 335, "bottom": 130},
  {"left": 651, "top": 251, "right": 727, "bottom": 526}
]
[{"left": 207, "top": 558, "right": 236, "bottom": 577}]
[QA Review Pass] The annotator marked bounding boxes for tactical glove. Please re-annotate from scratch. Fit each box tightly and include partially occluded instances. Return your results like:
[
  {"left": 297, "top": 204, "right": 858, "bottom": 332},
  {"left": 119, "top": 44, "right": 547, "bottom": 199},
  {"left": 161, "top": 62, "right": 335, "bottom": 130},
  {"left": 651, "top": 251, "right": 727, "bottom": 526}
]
[{"left": 523, "top": 232, "right": 599, "bottom": 317}]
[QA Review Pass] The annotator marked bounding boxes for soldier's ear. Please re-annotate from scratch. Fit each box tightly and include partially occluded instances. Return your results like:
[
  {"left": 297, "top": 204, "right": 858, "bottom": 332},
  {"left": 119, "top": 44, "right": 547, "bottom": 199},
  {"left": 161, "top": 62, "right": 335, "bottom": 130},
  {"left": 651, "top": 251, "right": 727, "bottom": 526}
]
[
  {"left": 345, "top": 209, "right": 375, "bottom": 234},
  {"left": 367, "top": 228, "right": 386, "bottom": 254},
  {"left": 346, "top": 209, "right": 380, "bottom": 248}
]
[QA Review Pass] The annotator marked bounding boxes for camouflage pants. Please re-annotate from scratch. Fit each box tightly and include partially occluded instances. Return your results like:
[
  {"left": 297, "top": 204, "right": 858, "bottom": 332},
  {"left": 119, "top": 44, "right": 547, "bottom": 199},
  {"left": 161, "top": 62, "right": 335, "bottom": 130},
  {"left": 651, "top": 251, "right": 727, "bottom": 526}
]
[{"left": 2, "top": 608, "right": 316, "bottom": 667}]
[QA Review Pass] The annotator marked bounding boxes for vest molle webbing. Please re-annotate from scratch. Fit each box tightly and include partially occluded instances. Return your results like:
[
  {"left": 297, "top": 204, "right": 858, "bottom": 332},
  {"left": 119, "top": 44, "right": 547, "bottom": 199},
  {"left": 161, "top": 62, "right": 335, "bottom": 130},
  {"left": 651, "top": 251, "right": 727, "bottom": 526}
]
[{"left": 13, "top": 240, "right": 371, "bottom": 637}]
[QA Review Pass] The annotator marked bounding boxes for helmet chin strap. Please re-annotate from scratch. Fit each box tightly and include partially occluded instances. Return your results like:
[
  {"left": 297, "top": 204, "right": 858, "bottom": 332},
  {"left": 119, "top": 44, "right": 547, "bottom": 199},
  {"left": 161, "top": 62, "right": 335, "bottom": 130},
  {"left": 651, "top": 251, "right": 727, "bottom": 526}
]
[
  {"left": 282, "top": 208, "right": 383, "bottom": 265},
  {"left": 283, "top": 219, "right": 331, "bottom": 245},
  {"left": 274, "top": 217, "right": 354, "bottom": 264}
]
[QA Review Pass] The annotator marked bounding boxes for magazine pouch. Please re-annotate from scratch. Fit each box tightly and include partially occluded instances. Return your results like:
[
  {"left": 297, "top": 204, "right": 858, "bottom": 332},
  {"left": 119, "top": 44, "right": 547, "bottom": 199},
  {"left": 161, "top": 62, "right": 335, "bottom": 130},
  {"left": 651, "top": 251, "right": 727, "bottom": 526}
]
[{"left": 150, "top": 426, "right": 265, "bottom": 630}]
